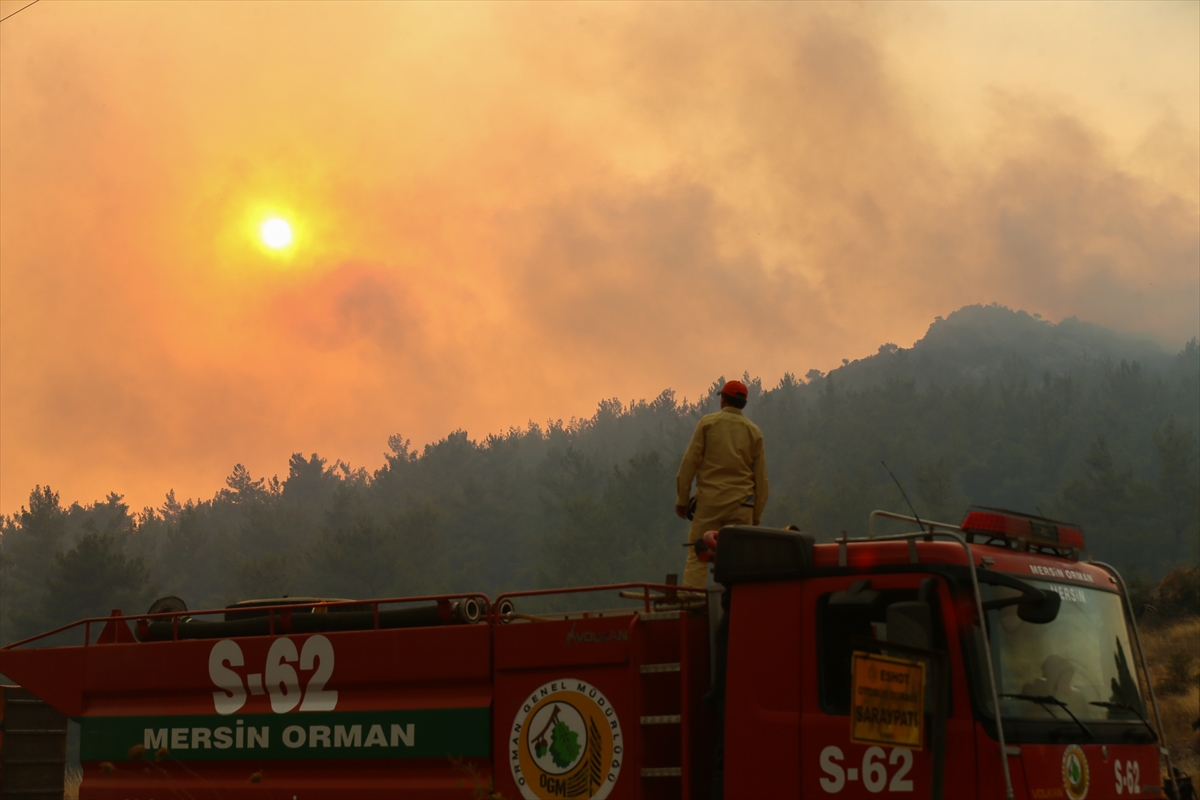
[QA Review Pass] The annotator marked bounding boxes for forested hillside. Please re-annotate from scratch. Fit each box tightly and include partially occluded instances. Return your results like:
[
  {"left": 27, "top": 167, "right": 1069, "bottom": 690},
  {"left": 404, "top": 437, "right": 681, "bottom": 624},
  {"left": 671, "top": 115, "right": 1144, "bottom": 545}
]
[{"left": 2, "top": 304, "right": 1197, "bottom": 644}]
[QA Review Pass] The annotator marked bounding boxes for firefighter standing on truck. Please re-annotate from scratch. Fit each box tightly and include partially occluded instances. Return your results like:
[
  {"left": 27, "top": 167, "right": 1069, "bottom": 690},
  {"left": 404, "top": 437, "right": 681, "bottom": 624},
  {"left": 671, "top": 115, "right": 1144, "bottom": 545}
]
[{"left": 675, "top": 379, "right": 769, "bottom": 588}]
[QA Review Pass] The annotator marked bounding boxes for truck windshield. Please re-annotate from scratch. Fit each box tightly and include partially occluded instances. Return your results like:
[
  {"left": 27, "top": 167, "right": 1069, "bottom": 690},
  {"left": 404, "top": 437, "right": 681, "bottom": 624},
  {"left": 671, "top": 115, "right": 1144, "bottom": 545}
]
[{"left": 979, "top": 580, "right": 1146, "bottom": 724}]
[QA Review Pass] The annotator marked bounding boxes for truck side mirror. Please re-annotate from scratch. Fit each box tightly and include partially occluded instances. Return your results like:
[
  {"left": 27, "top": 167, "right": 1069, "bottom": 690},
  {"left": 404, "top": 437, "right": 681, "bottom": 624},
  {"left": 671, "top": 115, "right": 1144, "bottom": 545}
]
[
  {"left": 979, "top": 572, "right": 1064, "bottom": 624},
  {"left": 886, "top": 601, "right": 933, "bottom": 651},
  {"left": 1017, "top": 588, "right": 1061, "bottom": 624}
]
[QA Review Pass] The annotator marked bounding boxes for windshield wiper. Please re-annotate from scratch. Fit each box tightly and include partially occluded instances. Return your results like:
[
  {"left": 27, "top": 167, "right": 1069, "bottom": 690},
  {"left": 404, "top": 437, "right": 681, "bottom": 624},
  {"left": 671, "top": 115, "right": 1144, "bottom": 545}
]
[
  {"left": 1089, "top": 701, "right": 1158, "bottom": 742},
  {"left": 1000, "top": 694, "right": 1094, "bottom": 741}
]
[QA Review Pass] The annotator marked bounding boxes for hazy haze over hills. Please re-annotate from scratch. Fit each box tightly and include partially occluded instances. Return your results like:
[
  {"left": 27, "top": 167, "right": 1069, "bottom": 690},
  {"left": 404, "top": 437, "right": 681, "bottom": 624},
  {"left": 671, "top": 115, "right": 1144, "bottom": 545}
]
[{"left": 3, "top": 3, "right": 1196, "bottom": 514}]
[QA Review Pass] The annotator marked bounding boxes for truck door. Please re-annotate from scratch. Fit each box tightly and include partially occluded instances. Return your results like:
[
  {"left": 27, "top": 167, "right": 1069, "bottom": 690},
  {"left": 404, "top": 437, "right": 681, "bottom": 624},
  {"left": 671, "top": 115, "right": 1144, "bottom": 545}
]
[{"left": 800, "top": 573, "right": 977, "bottom": 799}]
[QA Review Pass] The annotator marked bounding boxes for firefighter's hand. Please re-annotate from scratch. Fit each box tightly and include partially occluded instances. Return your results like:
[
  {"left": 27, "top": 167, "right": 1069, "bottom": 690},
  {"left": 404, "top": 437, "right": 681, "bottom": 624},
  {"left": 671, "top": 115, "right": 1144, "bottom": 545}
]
[{"left": 675, "top": 504, "right": 688, "bottom": 519}]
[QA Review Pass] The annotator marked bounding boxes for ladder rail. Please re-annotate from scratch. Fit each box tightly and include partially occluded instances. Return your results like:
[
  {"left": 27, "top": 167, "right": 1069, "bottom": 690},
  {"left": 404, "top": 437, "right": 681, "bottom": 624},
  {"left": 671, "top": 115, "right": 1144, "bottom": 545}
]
[
  {"left": 628, "top": 610, "right": 645, "bottom": 800},
  {"left": 680, "top": 609, "right": 691, "bottom": 800}
]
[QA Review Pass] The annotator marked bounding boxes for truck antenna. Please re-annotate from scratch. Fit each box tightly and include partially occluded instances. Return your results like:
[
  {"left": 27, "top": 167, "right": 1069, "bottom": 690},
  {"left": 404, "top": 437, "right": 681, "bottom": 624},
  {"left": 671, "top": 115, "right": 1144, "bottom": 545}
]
[{"left": 881, "top": 461, "right": 929, "bottom": 534}]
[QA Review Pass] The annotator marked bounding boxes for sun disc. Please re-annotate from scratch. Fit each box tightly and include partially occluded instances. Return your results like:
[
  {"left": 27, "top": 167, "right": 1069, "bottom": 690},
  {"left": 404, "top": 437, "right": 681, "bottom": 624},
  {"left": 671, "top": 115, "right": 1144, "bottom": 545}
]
[{"left": 260, "top": 217, "right": 293, "bottom": 249}]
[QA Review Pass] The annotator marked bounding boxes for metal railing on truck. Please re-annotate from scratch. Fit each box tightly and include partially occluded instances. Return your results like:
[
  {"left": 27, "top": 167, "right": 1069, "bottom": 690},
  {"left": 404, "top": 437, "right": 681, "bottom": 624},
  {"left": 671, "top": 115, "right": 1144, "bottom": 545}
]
[
  {"left": 0, "top": 579, "right": 697, "bottom": 650},
  {"left": 489, "top": 580, "right": 700, "bottom": 620},
  {"left": 0, "top": 592, "right": 493, "bottom": 650}
]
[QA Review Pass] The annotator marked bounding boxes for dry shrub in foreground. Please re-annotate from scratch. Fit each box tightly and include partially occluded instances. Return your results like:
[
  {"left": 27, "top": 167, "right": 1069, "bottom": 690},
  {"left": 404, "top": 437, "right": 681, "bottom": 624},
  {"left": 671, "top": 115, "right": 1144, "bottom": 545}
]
[
  {"left": 1157, "top": 568, "right": 1200, "bottom": 618},
  {"left": 1140, "top": 615, "right": 1200, "bottom": 775}
]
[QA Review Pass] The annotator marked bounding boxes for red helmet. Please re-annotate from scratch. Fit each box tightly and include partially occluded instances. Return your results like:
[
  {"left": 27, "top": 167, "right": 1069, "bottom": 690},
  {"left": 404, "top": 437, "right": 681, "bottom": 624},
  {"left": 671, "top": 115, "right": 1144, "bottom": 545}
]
[{"left": 721, "top": 380, "right": 748, "bottom": 398}]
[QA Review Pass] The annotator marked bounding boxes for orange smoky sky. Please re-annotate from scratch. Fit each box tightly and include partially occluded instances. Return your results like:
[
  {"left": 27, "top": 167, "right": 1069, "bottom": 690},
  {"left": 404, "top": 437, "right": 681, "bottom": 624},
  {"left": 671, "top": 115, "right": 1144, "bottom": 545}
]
[{"left": 1, "top": 2, "right": 1197, "bottom": 514}]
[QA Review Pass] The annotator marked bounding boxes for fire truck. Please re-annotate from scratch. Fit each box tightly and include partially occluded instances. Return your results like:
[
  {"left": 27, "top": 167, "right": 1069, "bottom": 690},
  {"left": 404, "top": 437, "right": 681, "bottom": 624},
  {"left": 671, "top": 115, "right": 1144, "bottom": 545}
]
[{"left": 0, "top": 508, "right": 1184, "bottom": 799}]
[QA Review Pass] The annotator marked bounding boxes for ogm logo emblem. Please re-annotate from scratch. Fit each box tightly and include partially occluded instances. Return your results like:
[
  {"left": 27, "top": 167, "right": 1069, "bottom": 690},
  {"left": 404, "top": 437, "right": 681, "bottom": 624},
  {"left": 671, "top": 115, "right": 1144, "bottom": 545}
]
[
  {"left": 1062, "top": 743, "right": 1089, "bottom": 800},
  {"left": 510, "top": 679, "right": 623, "bottom": 799}
]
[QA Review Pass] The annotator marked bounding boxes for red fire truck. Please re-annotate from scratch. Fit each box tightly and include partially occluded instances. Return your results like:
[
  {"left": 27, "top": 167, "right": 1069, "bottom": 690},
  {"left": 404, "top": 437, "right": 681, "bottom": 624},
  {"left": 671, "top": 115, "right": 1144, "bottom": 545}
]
[{"left": 0, "top": 508, "right": 1183, "bottom": 799}]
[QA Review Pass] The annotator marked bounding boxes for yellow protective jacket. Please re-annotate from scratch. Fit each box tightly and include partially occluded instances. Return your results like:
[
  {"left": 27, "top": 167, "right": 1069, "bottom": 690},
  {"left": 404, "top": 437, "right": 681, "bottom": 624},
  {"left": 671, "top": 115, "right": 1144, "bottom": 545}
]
[{"left": 675, "top": 407, "right": 769, "bottom": 524}]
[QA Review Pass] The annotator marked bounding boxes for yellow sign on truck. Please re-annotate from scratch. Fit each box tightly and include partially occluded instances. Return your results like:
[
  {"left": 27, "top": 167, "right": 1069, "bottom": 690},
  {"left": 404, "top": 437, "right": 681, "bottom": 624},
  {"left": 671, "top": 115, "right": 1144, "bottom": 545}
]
[{"left": 850, "top": 651, "right": 925, "bottom": 749}]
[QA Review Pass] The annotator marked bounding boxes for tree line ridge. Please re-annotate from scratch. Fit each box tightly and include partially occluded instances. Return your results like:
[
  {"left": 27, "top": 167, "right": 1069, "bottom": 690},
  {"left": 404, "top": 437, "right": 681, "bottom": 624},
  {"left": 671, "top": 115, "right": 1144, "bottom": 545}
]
[{"left": 1, "top": 304, "right": 1197, "bottom": 644}]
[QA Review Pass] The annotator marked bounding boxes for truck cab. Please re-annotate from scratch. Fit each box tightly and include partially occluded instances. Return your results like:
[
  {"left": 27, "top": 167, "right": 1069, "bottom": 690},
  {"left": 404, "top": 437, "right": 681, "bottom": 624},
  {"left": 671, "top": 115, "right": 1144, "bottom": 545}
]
[{"left": 716, "top": 509, "right": 1171, "bottom": 800}]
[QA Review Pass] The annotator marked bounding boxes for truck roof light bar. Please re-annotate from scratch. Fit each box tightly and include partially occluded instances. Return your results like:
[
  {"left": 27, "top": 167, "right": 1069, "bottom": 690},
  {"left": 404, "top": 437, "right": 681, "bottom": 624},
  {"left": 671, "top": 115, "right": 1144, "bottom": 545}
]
[{"left": 959, "top": 507, "right": 1084, "bottom": 560}]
